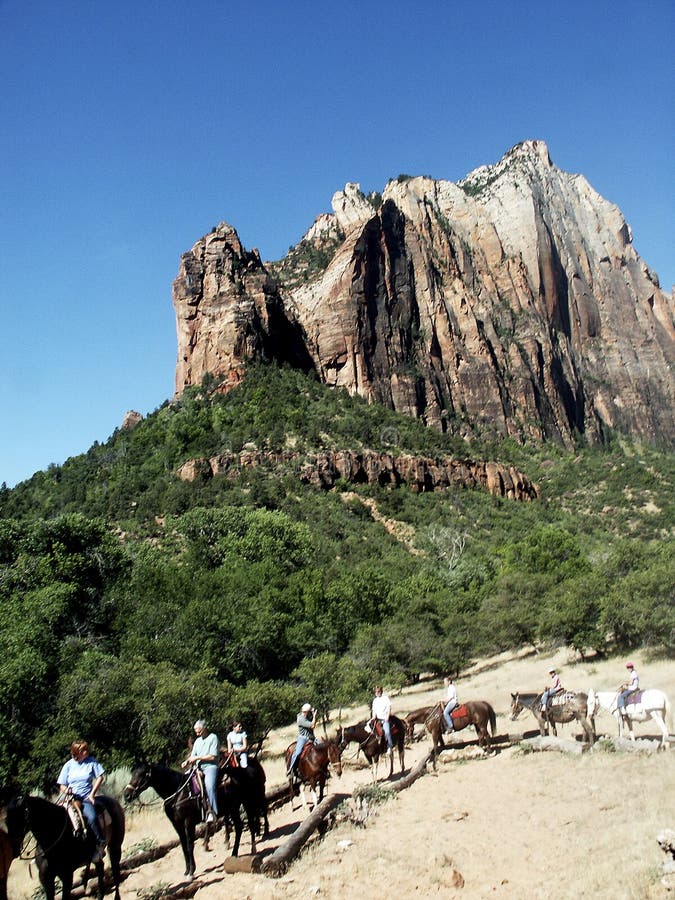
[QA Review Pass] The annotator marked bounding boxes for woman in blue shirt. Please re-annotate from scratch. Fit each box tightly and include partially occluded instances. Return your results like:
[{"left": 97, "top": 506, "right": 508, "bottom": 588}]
[{"left": 57, "top": 740, "right": 106, "bottom": 858}]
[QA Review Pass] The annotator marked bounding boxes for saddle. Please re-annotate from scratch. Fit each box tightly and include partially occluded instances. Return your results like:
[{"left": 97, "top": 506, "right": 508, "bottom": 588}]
[
  {"left": 57, "top": 794, "right": 110, "bottom": 846},
  {"left": 548, "top": 691, "right": 573, "bottom": 708},
  {"left": 57, "top": 793, "right": 86, "bottom": 839},
  {"left": 621, "top": 690, "right": 642, "bottom": 709},
  {"left": 451, "top": 704, "right": 468, "bottom": 721},
  {"left": 187, "top": 768, "right": 211, "bottom": 820},
  {"left": 299, "top": 739, "right": 317, "bottom": 760}
]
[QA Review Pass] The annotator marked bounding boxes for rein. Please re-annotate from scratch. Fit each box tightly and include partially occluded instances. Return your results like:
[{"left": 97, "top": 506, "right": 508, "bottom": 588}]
[
  {"left": 17, "top": 807, "right": 72, "bottom": 861},
  {"left": 125, "top": 768, "right": 194, "bottom": 809}
]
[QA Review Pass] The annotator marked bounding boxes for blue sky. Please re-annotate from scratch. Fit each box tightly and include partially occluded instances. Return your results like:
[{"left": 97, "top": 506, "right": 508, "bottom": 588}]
[{"left": 1, "top": 0, "right": 673, "bottom": 488}]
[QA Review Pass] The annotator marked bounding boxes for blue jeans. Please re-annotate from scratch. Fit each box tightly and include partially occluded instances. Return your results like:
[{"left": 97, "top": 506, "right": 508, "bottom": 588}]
[
  {"left": 443, "top": 701, "right": 457, "bottom": 731},
  {"left": 618, "top": 689, "right": 634, "bottom": 709},
  {"left": 289, "top": 736, "right": 308, "bottom": 771},
  {"left": 541, "top": 689, "right": 562, "bottom": 711},
  {"left": 379, "top": 719, "right": 393, "bottom": 749},
  {"left": 201, "top": 765, "right": 218, "bottom": 815},
  {"left": 80, "top": 798, "right": 103, "bottom": 843}
]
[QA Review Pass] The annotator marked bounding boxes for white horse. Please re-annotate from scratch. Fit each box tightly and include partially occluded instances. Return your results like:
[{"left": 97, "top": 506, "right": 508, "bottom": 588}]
[{"left": 587, "top": 688, "right": 672, "bottom": 748}]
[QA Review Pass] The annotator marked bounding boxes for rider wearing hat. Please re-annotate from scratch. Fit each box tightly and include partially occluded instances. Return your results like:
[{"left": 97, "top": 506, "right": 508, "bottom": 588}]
[
  {"left": 617, "top": 662, "right": 639, "bottom": 712},
  {"left": 540, "top": 668, "right": 564, "bottom": 715},
  {"left": 287, "top": 702, "right": 317, "bottom": 776}
]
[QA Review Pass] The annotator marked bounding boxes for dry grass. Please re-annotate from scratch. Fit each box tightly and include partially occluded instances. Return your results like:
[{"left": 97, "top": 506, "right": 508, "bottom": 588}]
[{"left": 7, "top": 648, "right": 675, "bottom": 899}]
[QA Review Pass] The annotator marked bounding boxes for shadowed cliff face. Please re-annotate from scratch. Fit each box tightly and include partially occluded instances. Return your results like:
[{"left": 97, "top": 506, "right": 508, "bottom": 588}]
[{"left": 173, "top": 141, "right": 675, "bottom": 447}]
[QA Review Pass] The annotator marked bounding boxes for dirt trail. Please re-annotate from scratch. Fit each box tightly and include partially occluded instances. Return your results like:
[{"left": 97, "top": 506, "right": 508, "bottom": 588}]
[{"left": 8, "top": 649, "right": 675, "bottom": 899}]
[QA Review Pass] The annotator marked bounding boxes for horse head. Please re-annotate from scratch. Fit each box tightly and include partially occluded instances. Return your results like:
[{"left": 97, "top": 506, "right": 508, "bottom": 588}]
[
  {"left": 509, "top": 692, "right": 523, "bottom": 720},
  {"left": 123, "top": 761, "right": 152, "bottom": 803},
  {"left": 0, "top": 795, "right": 27, "bottom": 860},
  {"left": 327, "top": 741, "right": 343, "bottom": 777}
]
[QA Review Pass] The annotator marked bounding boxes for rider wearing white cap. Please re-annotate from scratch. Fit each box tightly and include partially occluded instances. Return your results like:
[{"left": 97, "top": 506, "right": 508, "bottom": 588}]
[{"left": 287, "top": 702, "right": 317, "bottom": 776}]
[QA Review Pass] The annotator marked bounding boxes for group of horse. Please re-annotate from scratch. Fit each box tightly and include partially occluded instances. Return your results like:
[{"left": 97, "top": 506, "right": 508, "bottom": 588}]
[
  {"left": 508, "top": 686, "right": 672, "bottom": 749},
  {"left": 1, "top": 685, "right": 670, "bottom": 898}
]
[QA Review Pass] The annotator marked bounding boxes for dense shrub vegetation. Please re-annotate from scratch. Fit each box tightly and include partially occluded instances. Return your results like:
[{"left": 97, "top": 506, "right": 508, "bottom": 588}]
[{"left": 0, "top": 365, "right": 672, "bottom": 787}]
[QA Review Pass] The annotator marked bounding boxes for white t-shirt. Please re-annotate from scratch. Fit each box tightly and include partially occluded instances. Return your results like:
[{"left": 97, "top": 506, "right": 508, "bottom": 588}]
[
  {"left": 445, "top": 682, "right": 458, "bottom": 705},
  {"left": 372, "top": 694, "right": 391, "bottom": 721}
]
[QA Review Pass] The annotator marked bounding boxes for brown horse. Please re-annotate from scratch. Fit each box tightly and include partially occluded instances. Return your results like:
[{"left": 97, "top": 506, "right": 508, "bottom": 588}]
[
  {"left": 336, "top": 716, "right": 406, "bottom": 780},
  {"left": 510, "top": 691, "right": 595, "bottom": 744},
  {"left": 425, "top": 701, "right": 497, "bottom": 769},
  {"left": 403, "top": 706, "right": 435, "bottom": 743},
  {"left": 284, "top": 740, "right": 342, "bottom": 810}
]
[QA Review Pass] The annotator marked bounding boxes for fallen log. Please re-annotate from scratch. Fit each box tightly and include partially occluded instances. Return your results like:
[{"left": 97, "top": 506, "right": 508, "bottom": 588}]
[
  {"left": 223, "top": 855, "right": 262, "bottom": 874},
  {"left": 521, "top": 735, "right": 585, "bottom": 755},
  {"left": 260, "top": 793, "right": 345, "bottom": 878},
  {"left": 266, "top": 781, "right": 293, "bottom": 811},
  {"left": 593, "top": 735, "right": 664, "bottom": 753}
]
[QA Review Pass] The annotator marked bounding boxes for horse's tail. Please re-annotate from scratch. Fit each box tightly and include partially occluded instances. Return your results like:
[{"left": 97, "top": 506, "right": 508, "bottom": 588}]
[
  {"left": 665, "top": 693, "right": 673, "bottom": 732},
  {"left": 488, "top": 702, "right": 497, "bottom": 736}
]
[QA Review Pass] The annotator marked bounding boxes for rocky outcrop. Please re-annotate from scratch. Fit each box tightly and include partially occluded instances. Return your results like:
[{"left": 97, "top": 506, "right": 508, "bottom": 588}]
[
  {"left": 176, "top": 449, "right": 539, "bottom": 501},
  {"left": 173, "top": 141, "right": 675, "bottom": 447},
  {"left": 121, "top": 410, "right": 143, "bottom": 430}
]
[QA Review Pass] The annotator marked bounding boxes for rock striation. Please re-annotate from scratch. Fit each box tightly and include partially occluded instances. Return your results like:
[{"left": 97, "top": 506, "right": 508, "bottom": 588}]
[
  {"left": 176, "top": 448, "right": 539, "bottom": 501},
  {"left": 173, "top": 141, "right": 675, "bottom": 447}
]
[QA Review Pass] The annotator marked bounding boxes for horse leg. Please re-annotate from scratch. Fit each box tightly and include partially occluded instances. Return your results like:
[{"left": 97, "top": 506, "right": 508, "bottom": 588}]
[
  {"left": 246, "top": 805, "right": 257, "bottom": 855},
  {"left": 181, "top": 822, "right": 196, "bottom": 879},
  {"left": 109, "top": 839, "right": 122, "bottom": 900},
  {"left": 230, "top": 810, "right": 243, "bottom": 857},
  {"left": 94, "top": 858, "right": 105, "bottom": 900},
  {"left": 59, "top": 871, "right": 73, "bottom": 900},
  {"left": 39, "top": 871, "right": 57, "bottom": 900},
  {"left": 651, "top": 711, "right": 670, "bottom": 749}
]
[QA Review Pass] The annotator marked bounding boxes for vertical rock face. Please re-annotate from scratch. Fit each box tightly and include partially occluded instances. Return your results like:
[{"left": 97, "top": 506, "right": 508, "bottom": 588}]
[
  {"left": 172, "top": 141, "right": 675, "bottom": 446},
  {"left": 173, "top": 224, "right": 312, "bottom": 394}
]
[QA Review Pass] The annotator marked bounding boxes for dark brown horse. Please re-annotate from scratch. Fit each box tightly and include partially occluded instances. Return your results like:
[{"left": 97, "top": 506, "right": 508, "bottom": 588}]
[
  {"left": 219, "top": 757, "right": 269, "bottom": 841},
  {"left": 510, "top": 691, "right": 594, "bottom": 744},
  {"left": 284, "top": 740, "right": 342, "bottom": 810},
  {"left": 2, "top": 793, "right": 125, "bottom": 900},
  {"left": 336, "top": 715, "right": 406, "bottom": 780},
  {"left": 425, "top": 701, "right": 497, "bottom": 769},
  {"left": 124, "top": 761, "right": 261, "bottom": 879}
]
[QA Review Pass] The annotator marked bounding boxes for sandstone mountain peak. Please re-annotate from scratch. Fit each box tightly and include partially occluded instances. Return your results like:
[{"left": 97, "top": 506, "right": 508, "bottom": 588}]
[{"left": 173, "top": 142, "right": 674, "bottom": 448}]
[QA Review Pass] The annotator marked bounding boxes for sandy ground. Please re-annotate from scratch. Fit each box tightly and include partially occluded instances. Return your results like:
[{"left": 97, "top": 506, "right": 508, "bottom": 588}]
[{"left": 7, "top": 649, "right": 675, "bottom": 899}]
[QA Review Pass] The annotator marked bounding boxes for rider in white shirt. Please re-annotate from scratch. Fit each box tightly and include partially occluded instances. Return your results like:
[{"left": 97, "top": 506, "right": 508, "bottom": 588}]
[
  {"left": 617, "top": 662, "right": 639, "bottom": 711},
  {"left": 442, "top": 676, "right": 458, "bottom": 732},
  {"left": 371, "top": 686, "right": 394, "bottom": 752}
]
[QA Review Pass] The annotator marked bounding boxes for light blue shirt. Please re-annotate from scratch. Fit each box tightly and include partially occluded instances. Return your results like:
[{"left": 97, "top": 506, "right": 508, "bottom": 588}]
[
  {"left": 57, "top": 756, "right": 104, "bottom": 798},
  {"left": 191, "top": 732, "right": 219, "bottom": 768}
]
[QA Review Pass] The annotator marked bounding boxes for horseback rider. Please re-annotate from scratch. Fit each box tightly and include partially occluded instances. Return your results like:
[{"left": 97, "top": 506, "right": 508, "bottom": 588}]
[
  {"left": 57, "top": 740, "right": 106, "bottom": 862},
  {"left": 371, "top": 686, "right": 395, "bottom": 753},
  {"left": 226, "top": 721, "right": 249, "bottom": 768},
  {"left": 181, "top": 719, "right": 219, "bottom": 823},
  {"left": 442, "top": 676, "right": 458, "bottom": 733},
  {"left": 617, "top": 662, "right": 639, "bottom": 713},
  {"left": 540, "top": 668, "right": 564, "bottom": 715},
  {"left": 287, "top": 703, "right": 317, "bottom": 776}
]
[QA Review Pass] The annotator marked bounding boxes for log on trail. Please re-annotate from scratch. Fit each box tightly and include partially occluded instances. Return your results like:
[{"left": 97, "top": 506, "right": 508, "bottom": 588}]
[
  {"left": 260, "top": 793, "right": 345, "bottom": 878},
  {"left": 223, "top": 855, "right": 262, "bottom": 874},
  {"left": 266, "top": 781, "right": 293, "bottom": 811},
  {"left": 522, "top": 735, "right": 585, "bottom": 755},
  {"left": 594, "top": 735, "right": 665, "bottom": 753}
]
